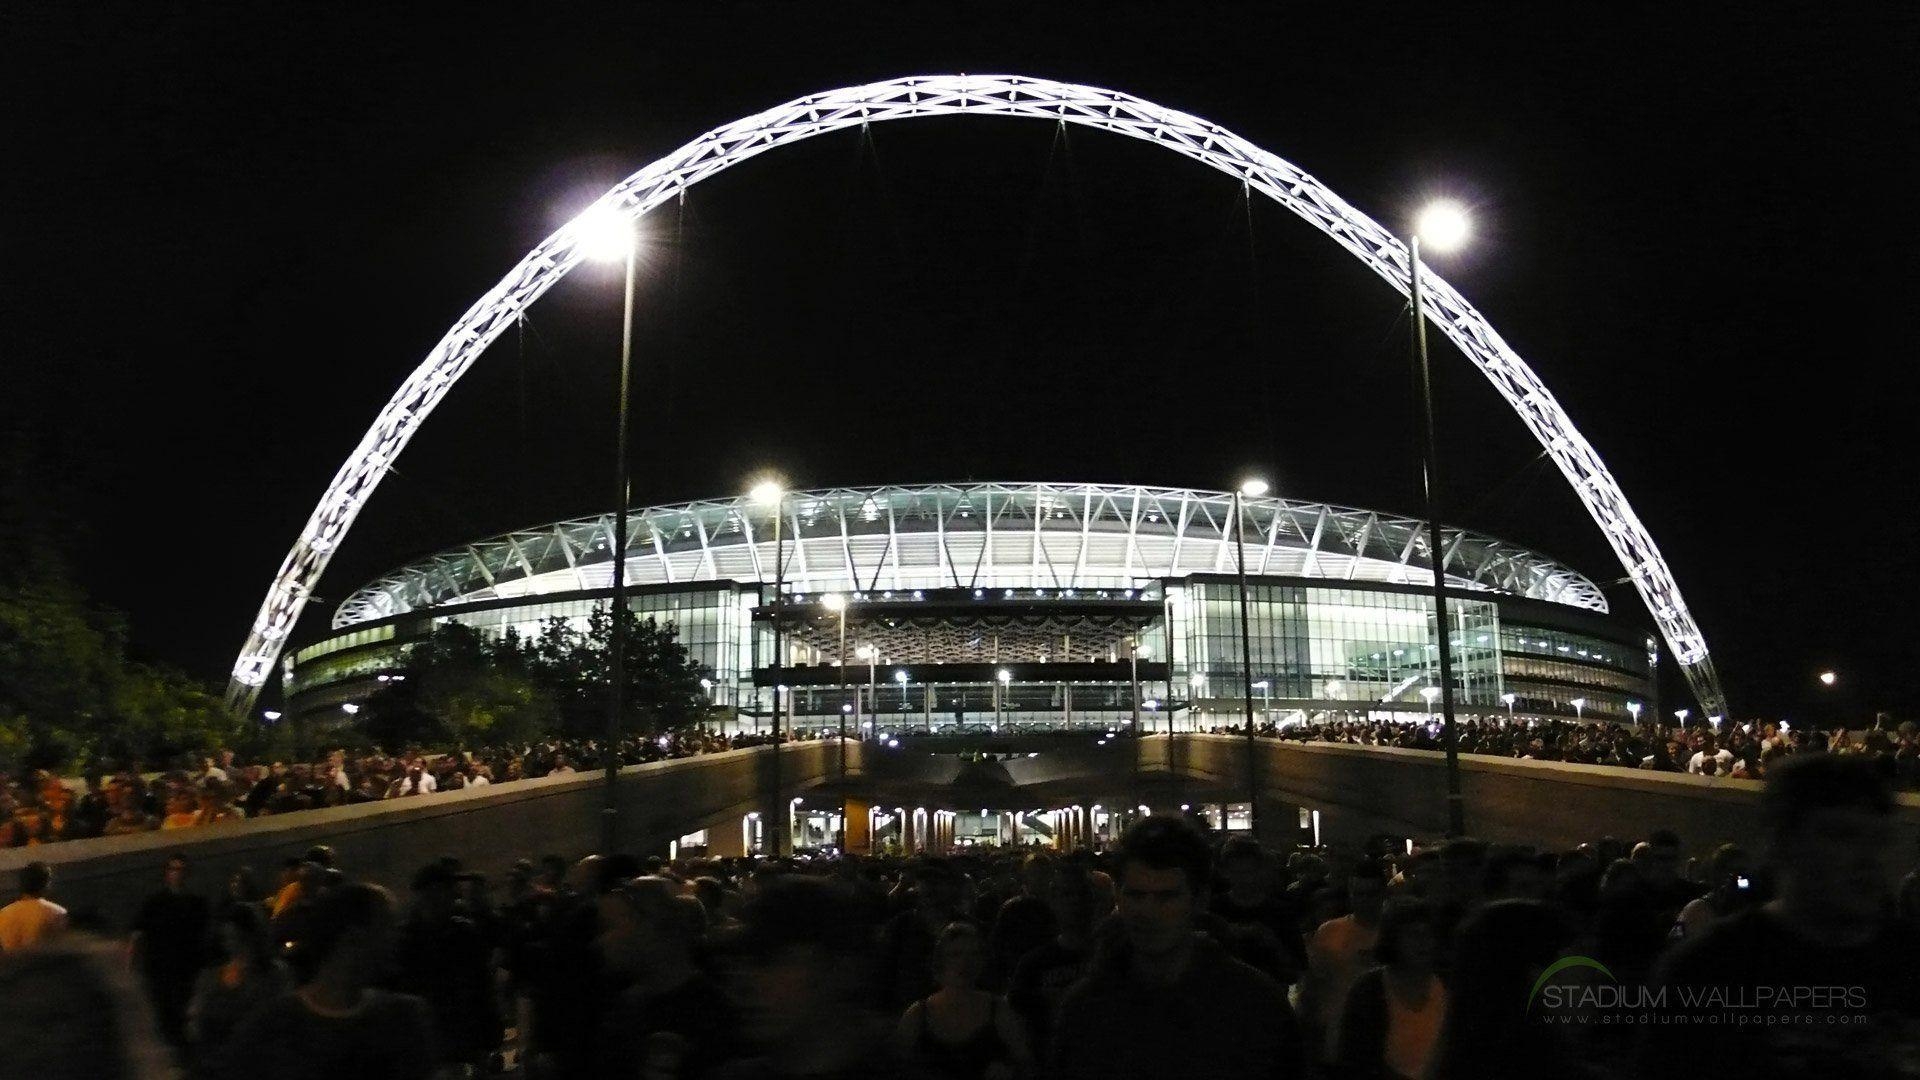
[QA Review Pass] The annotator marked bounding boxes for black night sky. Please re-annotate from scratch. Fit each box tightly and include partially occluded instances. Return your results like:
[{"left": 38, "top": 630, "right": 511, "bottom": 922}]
[{"left": 6, "top": 4, "right": 1916, "bottom": 721}]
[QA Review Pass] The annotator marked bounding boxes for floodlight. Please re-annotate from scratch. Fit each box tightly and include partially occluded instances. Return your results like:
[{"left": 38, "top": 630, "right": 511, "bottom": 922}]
[
  {"left": 1415, "top": 200, "right": 1470, "bottom": 252},
  {"left": 573, "top": 205, "right": 637, "bottom": 263}
]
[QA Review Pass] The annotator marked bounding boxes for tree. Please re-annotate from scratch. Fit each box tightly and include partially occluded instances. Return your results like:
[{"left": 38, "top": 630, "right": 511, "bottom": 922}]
[
  {"left": 362, "top": 623, "right": 557, "bottom": 752},
  {"left": 526, "top": 606, "right": 712, "bottom": 739},
  {"left": 0, "top": 437, "right": 240, "bottom": 772}
]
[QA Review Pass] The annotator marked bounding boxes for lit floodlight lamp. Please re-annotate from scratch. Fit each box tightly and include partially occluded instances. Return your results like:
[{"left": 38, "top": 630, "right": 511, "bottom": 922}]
[
  {"left": 821, "top": 593, "right": 846, "bottom": 612},
  {"left": 1239, "top": 478, "right": 1269, "bottom": 498},
  {"left": 1627, "top": 702, "right": 1642, "bottom": 720},
  {"left": 341, "top": 702, "right": 361, "bottom": 715},
  {"left": 841, "top": 703, "right": 852, "bottom": 714},
  {"left": 1252, "top": 680, "right": 1270, "bottom": 690},
  {"left": 856, "top": 644, "right": 876, "bottom": 660},
  {"left": 262, "top": 710, "right": 282, "bottom": 721},
  {"left": 1420, "top": 686, "right": 1441, "bottom": 702},
  {"left": 997, "top": 668, "right": 1012, "bottom": 684},
  {"left": 1190, "top": 673, "right": 1207, "bottom": 688},
  {"left": 1415, "top": 200, "right": 1471, "bottom": 253},
  {"left": 1501, "top": 693, "right": 1517, "bottom": 705},
  {"left": 894, "top": 670, "right": 908, "bottom": 684},
  {"left": 572, "top": 205, "right": 637, "bottom": 263},
  {"left": 699, "top": 678, "right": 712, "bottom": 690},
  {"left": 1675, "top": 708, "right": 1691, "bottom": 723},
  {"left": 1818, "top": 670, "right": 1837, "bottom": 687},
  {"left": 748, "top": 479, "right": 785, "bottom": 506}
]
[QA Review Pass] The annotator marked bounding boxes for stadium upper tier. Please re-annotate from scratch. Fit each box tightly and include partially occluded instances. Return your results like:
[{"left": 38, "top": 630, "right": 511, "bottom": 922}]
[{"left": 333, "top": 482, "right": 1608, "bottom": 628}]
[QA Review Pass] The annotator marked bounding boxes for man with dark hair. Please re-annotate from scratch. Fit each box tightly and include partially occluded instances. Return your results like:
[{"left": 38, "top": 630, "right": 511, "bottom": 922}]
[
  {"left": 1051, "top": 816, "right": 1301, "bottom": 1079},
  {"left": 0, "top": 861, "right": 67, "bottom": 951},
  {"left": 212, "top": 883, "right": 436, "bottom": 1080},
  {"left": 596, "top": 876, "right": 733, "bottom": 1078},
  {"left": 1641, "top": 753, "right": 1920, "bottom": 1079},
  {"left": 129, "top": 853, "right": 210, "bottom": 1048}
]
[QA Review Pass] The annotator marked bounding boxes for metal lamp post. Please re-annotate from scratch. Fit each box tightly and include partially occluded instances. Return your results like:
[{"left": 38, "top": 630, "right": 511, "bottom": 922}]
[
  {"left": 750, "top": 479, "right": 786, "bottom": 853},
  {"left": 1409, "top": 201, "right": 1471, "bottom": 838},
  {"left": 1232, "top": 478, "right": 1267, "bottom": 835},
  {"left": 579, "top": 209, "right": 640, "bottom": 857},
  {"left": 823, "top": 593, "right": 849, "bottom": 850},
  {"left": 996, "top": 668, "right": 1011, "bottom": 731}
]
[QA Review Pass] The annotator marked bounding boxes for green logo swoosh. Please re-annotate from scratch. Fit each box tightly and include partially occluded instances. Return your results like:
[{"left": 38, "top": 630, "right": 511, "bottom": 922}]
[{"left": 1528, "top": 955, "right": 1615, "bottom": 1008}]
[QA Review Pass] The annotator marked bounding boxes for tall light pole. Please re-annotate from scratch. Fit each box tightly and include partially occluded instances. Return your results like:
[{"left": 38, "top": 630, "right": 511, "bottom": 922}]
[
  {"left": 857, "top": 644, "right": 877, "bottom": 736},
  {"left": 996, "top": 668, "right": 1011, "bottom": 731},
  {"left": 1627, "top": 701, "right": 1642, "bottom": 727},
  {"left": 1410, "top": 200, "right": 1471, "bottom": 838},
  {"left": 581, "top": 207, "right": 640, "bottom": 857},
  {"left": 823, "top": 593, "right": 849, "bottom": 850},
  {"left": 1502, "top": 692, "right": 1517, "bottom": 723},
  {"left": 1571, "top": 697, "right": 1587, "bottom": 722},
  {"left": 1253, "top": 680, "right": 1271, "bottom": 729},
  {"left": 1232, "top": 477, "right": 1267, "bottom": 835},
  {"left": 750, "top": 478, "right": 787, "bottom": 853}
]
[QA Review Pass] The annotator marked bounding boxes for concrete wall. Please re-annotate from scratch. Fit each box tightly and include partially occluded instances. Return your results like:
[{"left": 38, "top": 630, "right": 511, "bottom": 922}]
[
  {"left": 0, "top": 741, "right": 855, "bottom": 931},
  {"left": 1150, "top": 734, "right": 1920, "bottom": 858}
]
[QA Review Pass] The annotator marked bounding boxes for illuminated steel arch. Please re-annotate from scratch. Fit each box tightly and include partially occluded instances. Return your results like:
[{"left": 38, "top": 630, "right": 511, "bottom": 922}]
[{"left": 227, "top": 75, "right": 1725, "bottom": 716}]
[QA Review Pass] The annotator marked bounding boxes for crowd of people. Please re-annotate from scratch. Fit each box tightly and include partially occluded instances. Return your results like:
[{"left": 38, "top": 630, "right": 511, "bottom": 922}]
[
  {"left": 9, "top": 713, "right": 1919, "bottom": 851},
  {"left": 0, "top": 731, "right": 789, "bottom": 848},
  {"left": 1271, "top": 715, "right": 1920, "bottom": 788},
  {"left": 3, "top": 750, "right": 1917, "bottom": 1079}
]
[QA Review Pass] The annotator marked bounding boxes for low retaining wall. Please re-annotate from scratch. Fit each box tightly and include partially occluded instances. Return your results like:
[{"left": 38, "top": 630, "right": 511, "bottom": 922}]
[
  {"left": 0, "top": 741, "right": 854, "bottom": 931},
  {"left": 1154, "top": 734, "right": 1920, "bottom": 856}
]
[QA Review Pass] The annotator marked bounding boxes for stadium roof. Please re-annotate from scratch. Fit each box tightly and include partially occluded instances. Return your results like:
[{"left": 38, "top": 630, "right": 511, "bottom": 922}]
[{"left": 333, "top": 482, "right": 1608, "bottom": 628}]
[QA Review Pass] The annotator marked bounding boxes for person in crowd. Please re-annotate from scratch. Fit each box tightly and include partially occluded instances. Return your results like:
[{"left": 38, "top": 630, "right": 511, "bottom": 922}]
[
  {"left": 210, "top": 883, "right": 437, "bottom": 1080},
  {"left": 1433, "top": 899, "right": 1580, "bottom": 1078},
  {"left": 0, "top": 938, "right": 177, "bottom": 1080},
  {"left": 1333, "top": 897, "right": 1448, "bottom": 1080},
  {"left": 892, "top": 921, "right": 1032, "bottom": 1080},
  {"left": 1050, "top": 815, "right": 1300, "bottom": 1080},
  {"left": 391, "top": 860, "right": 499, "bottom": 1074},
  {"left": 596, "top": 875, "right": 735, "bottom": 1078},
  {"left": 1641, "top": 753, "right": 1920, "bottom": 1080},
  {"left": 186, "top": 903, "right": 289, "bottom": 1061},
  {"left": 128, "top": 852, "right": 210, "bottom": 1048},
  {"left": 982, "top": 854, "right": 1057, "bottom": 993},
  {"left": 1685, "top": 731, "right": 1734, "bottom": 775},
  {"left": 1211, "top": 834, "right": 1305, "bottom": 983},
  {"left": 0, "top": 861, "right": 68, "bottom": 950},
  {"left": 1630, "top": 830, "right": 1703, "bottom": 923},
  {"left": 879, "top": 860, "right": 974, "bottom": 1010},
  {"left": 1669, "top": 843, "right": 1758, "bottom": 939},
  {"left": 1302, "top": 856, "right": 1388, "bottom": 1056},
  {"left": 713, "top": 877, "right": 893, "bottom": 1079},
  {"left": 1007, "top": 861, "right": 1098, "bottom": 1053}
]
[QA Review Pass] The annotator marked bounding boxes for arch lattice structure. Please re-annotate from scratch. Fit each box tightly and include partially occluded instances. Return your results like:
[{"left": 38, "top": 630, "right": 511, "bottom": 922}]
[{"left": 226, "top": 75, "right": 1725, "bottom": 717}]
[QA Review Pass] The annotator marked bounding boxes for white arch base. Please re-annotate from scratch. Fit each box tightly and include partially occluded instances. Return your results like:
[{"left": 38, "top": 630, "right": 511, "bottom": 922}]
[{"left": 226, "top": 75, "right": 1725, "bottom": 717}]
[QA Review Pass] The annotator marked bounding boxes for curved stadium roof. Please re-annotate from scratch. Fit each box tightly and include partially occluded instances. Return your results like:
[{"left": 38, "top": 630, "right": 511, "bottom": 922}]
[{"left": 333, "top": 482, "right": 1608, "bottom": 628}]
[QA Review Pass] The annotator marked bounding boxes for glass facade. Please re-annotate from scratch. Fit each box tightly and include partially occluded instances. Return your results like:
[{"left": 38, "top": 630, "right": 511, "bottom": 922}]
[
  {"left": 289, "top": 577, "right": 1651, "bottom": 725},
  {"left": 1168, "top": 580, "right": 1504, "bottom": 706}
]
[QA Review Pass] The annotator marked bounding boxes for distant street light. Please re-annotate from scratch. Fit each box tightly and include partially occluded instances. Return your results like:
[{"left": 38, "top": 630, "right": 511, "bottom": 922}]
[
  {"left": 1818, "top": 670, "right": 1838, "bottom": 687},
  {"left": 1501, "top": 692, "right": 1517, "bottom": 721},
  {"left": 262, "top": 710, "right": 282, "bottom": 722},
  {"left": 340, "top": 703, "right": 360, "bottom": 715},
  {"left": 1571, "top": 697, "right": 1587, "bottom": 721},
  {"left": 1674, "top": 708, "right": 1691, "bottom": 726},
  {"left": 1627, "top": 701, "right": 1643, "bottom": 726}
]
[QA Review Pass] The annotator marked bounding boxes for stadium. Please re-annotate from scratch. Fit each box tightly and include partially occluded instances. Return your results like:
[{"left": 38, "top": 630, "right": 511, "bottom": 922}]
[{"left": 283, "top": 482, "right": 1660, "bottom": 733}]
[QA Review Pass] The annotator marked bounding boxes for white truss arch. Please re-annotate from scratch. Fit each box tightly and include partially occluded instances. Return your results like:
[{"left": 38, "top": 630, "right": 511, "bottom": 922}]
[{"left": 226, "top": 74, "right": 1725, "bottom": 716}]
